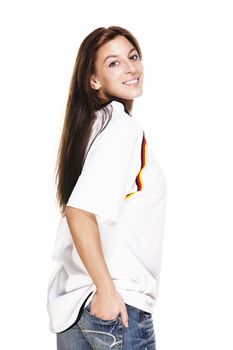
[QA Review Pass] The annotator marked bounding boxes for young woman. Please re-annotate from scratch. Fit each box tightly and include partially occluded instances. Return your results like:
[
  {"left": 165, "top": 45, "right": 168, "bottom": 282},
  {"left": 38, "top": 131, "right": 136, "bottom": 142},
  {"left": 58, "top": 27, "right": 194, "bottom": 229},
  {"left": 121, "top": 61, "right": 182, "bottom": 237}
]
[{"left": 47, "top": 26, "right": 167, "bottom": 350}]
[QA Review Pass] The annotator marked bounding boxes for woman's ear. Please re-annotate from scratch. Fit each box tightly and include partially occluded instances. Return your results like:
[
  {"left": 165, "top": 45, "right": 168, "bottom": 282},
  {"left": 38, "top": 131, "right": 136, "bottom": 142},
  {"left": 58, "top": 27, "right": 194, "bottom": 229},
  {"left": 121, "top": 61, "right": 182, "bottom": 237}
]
[{"left": 90, "top": 75, "right": 101, "bottom": 90}]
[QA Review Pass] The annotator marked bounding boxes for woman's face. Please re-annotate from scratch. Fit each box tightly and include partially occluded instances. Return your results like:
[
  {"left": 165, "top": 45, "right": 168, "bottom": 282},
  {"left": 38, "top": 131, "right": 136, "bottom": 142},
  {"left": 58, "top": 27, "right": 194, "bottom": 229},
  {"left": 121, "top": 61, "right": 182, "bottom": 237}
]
[{"left": 90, "top": 35, "right": 144, "bottom": 101}]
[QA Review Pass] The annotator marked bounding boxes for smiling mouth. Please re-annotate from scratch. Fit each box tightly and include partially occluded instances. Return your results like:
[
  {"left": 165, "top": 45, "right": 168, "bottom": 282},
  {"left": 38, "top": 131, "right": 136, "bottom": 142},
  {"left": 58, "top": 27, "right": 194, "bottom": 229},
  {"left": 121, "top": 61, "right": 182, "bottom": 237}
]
[{"left": 123, "top": 76, "right": 140, "bottom": 85}]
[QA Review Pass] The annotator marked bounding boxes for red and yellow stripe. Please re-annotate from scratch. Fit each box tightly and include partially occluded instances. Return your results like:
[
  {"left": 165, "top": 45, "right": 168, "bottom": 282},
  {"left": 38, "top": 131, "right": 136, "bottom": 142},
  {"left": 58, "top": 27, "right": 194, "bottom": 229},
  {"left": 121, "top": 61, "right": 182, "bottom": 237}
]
[{"left": 125, "top": 131, "right": 147, "bottom": 199}]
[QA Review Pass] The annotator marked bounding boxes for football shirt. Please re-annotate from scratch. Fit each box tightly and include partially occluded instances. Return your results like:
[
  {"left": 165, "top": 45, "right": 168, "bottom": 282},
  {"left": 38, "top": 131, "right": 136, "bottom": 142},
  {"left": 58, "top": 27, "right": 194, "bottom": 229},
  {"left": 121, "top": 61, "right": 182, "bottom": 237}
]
[{"left": 47, "top": 100, "right": 167, "bottom": 333}]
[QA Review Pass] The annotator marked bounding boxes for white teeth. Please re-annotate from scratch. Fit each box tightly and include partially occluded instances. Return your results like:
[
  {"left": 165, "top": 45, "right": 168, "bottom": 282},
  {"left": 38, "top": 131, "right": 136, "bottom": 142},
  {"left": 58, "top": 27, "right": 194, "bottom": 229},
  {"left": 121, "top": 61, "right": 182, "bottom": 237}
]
[{"left": 123, "top": 78, "right": 139, "bottom": 85}]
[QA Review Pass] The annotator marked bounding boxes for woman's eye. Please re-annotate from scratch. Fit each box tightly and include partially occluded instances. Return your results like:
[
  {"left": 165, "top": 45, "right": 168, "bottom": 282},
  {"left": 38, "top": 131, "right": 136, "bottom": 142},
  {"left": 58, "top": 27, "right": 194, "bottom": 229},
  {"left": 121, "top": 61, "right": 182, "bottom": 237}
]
[
  {"left": 130, "top": 54, "right": 139, "bottom": 60},
  {"left": 109, "top": 61, "right": 118, "bottom": 67}
]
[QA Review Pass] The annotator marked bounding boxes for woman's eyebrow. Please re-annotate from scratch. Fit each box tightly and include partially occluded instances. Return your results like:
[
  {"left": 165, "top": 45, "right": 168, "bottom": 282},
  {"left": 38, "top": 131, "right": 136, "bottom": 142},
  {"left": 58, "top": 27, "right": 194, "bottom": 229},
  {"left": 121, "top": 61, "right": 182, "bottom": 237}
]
[{"left": 103, "top": 47, "right": 137, "bottom": 64}]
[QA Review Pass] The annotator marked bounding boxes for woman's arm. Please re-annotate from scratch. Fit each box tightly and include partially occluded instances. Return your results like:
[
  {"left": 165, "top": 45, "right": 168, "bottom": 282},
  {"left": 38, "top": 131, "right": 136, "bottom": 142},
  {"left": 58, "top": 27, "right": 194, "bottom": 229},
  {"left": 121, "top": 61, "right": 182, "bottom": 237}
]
[{"left": 65, "top": 206, "right": 129, "bottom": 327}]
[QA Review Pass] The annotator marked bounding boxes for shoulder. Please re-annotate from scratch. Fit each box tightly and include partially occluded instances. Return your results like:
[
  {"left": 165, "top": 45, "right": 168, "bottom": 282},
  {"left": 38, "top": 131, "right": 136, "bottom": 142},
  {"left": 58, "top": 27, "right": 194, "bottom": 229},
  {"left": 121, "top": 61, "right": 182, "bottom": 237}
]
[
  {"left": 93, "top": 102, "right": 143, "bottom": 145},
  {"left": 83, "top": 105, "right": 144, "bottom": 166}
]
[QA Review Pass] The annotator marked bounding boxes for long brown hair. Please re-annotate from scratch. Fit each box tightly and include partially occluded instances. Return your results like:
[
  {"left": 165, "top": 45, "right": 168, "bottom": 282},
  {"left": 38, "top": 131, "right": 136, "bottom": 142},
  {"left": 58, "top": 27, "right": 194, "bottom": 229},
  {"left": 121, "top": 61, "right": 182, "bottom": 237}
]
[{"left": 55, "top": 26, "right": 143, "bottom": 216}]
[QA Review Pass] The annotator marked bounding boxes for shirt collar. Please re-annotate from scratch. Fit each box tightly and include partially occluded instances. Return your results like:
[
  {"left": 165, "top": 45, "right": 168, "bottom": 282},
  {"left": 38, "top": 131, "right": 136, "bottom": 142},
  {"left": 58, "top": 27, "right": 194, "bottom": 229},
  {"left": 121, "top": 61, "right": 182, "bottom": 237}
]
[
  {"left": 110, "top": 100, "right": 125, "bottom": 113},
  {"left": 110, "top": 100, "right": 132, "bottom": 117},
  {"left": 95, "top": 100, "right": 131, "bottom": 118}
]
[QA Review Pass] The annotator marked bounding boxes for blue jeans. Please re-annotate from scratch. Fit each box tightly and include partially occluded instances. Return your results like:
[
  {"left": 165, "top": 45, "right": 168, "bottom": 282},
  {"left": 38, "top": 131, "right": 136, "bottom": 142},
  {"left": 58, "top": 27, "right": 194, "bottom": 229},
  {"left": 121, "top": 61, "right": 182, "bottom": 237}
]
[{"left": 57, "top": 301, "right": 156, "bottom": 349}]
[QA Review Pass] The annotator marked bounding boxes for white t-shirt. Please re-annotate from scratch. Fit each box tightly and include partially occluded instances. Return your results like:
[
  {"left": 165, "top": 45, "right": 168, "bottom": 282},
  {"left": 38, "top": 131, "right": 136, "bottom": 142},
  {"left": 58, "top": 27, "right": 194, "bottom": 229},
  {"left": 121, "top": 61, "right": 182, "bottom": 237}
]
[{"left": 47, "top": 100, "right": 167, "bottom": 333}]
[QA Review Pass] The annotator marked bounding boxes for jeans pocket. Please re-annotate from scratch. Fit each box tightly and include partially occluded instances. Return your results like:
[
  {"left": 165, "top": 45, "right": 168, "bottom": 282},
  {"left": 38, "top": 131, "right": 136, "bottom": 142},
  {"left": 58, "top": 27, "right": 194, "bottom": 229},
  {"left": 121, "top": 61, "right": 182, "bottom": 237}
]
[{"left": 83, "top": 301, "right": 121, "bottom": 325}]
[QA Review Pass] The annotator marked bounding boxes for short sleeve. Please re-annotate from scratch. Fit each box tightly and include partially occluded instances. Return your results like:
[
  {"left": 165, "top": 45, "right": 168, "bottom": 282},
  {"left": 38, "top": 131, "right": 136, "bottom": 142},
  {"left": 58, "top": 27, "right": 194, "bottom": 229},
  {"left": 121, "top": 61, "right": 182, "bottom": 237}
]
[{"left": 66, "top": 123, "right": 143, "bottom": 225}]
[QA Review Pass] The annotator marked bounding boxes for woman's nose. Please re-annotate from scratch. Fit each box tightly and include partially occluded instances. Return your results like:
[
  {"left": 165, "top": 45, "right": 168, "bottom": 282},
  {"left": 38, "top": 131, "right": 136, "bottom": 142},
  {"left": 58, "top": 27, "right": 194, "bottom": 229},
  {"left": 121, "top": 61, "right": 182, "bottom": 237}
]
[{"left": 124, "top": 60, "right": 137, "bottom": 73}]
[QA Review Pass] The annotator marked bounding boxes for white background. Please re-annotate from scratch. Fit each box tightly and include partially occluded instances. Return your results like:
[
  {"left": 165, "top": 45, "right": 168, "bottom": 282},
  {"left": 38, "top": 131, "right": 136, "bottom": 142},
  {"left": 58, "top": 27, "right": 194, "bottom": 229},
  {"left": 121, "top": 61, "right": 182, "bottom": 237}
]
[{"left": 0, "top": 1, "right": 232, "bottom": 349}]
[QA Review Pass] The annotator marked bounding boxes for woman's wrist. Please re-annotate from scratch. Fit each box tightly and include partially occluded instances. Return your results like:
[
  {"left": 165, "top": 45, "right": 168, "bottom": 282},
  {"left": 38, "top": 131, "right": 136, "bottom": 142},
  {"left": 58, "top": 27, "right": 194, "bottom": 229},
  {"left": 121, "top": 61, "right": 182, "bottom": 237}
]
[{"left": 96, "top": 280, "right": 116, "bottom": 294}]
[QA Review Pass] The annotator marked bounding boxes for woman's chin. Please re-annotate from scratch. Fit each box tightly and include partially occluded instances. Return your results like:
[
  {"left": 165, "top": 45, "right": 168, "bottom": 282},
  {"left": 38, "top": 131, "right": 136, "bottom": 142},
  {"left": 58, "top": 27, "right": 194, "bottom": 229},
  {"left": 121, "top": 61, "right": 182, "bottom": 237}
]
[{"left": 117, "top": 88, "right": 143, "bottom": 100}]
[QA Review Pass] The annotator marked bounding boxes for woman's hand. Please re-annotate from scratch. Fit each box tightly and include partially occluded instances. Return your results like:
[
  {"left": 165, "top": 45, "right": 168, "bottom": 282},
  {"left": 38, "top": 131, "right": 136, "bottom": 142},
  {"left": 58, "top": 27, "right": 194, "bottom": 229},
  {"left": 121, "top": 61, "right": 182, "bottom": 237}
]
[{"left": 89, "top": 289, "right": 129, "bottom": 328}]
